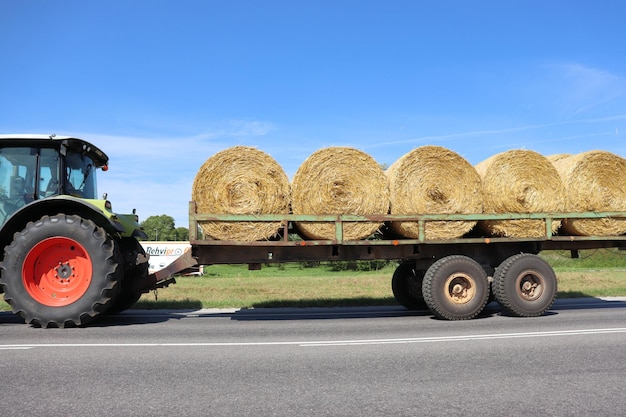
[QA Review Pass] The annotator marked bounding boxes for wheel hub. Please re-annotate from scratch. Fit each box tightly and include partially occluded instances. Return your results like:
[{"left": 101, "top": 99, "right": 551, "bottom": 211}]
[
  {"left": 55, "top": 263, "right": 74, "bottom": 280},
  {"left": 444, "top": 273, "right": 475, "bottom": 304},
  {"left": 516, "top": 270, "right": 544, "bottom": 301}
]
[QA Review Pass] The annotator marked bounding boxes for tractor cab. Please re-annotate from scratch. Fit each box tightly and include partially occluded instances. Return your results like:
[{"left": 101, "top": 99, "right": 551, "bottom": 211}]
[{"left": 0, "top": 134, "right": 108, "bottom": 225}]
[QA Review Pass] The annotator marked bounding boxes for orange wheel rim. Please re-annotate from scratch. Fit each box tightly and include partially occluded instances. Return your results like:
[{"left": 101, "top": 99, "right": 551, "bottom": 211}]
[{"left": 22, "top": 237, "right": 92, "bottom": 307}]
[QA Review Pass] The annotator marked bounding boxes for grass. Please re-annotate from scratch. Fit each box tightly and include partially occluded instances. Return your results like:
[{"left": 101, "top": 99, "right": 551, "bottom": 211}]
[
  {"left": 1, "top": 249, "right": 625, "bottom": 312},
  {"left": 134, "top": 263, "right": 398, "bottom": 310}
]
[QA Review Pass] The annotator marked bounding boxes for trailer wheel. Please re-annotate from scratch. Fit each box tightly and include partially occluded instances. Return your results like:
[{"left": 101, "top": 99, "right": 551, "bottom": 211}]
[
  {"left": 0, "top": 214, "right": 121, "bottom": 328},
  {"left": 391, "top": 261, "right": 427, "bottom": 310},
  {"left": 422, "top": 255, "right": 489, "bottom": 320},
  {"left": 493, "top": 253, "right": 557, "bottom": 317}
]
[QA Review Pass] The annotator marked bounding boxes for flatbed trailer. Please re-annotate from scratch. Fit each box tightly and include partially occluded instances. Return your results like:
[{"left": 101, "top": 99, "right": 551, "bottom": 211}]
[{"left": 187, "top": 202, "right": 626, "bottom": 321}]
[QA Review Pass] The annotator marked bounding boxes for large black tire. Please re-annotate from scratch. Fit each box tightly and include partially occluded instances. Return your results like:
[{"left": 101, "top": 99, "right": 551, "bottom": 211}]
[
  {"left": 391, "top": 261, "right": 427, "bottom": 310},
  {"left": 422, "top": 255, "right": 489, "bottom": 320},
  {"left": 106, "top": 290, "right": 143, "bottom": 315},
  {"left": 0, "top": 214, "right": 122, "bottom": 328},
  {"left": 106, "top": 237, "right": 149, "bottom": 314},
  {"left": 493, "top": 253, "right": 557, "bottom": 317}
]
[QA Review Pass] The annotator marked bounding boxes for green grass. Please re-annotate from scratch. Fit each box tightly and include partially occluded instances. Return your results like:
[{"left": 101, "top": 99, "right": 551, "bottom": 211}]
[
  {"left": 542, "top": 248, "right": 626, "bottom": 298},
  {"left": 1, "top": 249, "right": 625, "bottom": 312},
  {"left": 134, "top": 263, "right": 398, "bottom": 310},
  {"left": 541, "top": 248, "right": 626, "bottom": 269}
]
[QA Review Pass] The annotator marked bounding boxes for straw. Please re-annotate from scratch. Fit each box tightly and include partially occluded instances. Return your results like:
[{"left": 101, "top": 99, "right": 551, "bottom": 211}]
[
  {"left": 387, "top": 145, "right": 482, "bottom": 239},
  {"left": 191, "top": 146, "right": 290, "bottom": 241},
  {"left": 291, "top": 147, "right": 389, "bottom": 240}
]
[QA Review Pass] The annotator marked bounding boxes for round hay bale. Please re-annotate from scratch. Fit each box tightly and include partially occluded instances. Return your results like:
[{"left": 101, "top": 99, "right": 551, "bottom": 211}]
[
  {"left": 191, "top": 146, "right": 290, "bottom": 241},
  {"left": 475, "top": 149, "right": 565, "bottom": 237},
  {"left": 551, "top": 150, "right": 626, "bottom": 236},
  {"left": 387, "top": 145, "right": 482, "bottom": 239},
  {"left": 291, "top": 147, "right": 389, "bottom": 240}
]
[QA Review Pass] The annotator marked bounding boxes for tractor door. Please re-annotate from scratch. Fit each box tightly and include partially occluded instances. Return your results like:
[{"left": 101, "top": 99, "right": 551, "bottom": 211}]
[{"left": 0, "top": 147, "right": 61, "bottom": 225}]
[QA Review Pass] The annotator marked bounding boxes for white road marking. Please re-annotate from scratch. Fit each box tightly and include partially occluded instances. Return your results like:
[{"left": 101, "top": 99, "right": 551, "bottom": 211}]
[
  {"left": 1, "top": 327, "right": 626, "bottom": 349},
  {"left": 300, "top": 327, "right": 626, "bottom": 346},
  {"left": 0, "top": 347, "right": 33, "bottom": 350}
]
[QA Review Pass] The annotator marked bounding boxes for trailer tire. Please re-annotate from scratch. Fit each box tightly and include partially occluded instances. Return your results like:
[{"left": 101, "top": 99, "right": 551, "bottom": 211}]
[
  {"left": 0, "top": 214, "right": 121, "bottom": 328},
  {"left": 391, "top": 261, "right": 427, "bottom": 310},
  {"left": 422, "top": 255, "right": 489, "bottom": 320},
  {"left": 493, "top": 253, "right": 557, "bottom": 317}
]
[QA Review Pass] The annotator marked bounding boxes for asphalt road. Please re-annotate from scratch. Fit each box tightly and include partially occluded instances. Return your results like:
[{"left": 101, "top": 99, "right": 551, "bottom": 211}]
[{"left": 1, "top": 298, "right": 626, "bottom": 417}]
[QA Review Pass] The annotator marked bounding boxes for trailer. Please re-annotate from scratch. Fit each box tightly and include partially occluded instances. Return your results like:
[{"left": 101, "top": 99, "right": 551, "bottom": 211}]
[{"left": 187, "top": 202, "right": 626, "bottom": 320}]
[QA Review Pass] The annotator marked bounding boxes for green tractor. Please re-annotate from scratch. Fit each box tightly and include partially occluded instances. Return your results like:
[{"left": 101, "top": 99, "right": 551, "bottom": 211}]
[{"left": 0, "top": 134, "right": 180, "bottom": 327}]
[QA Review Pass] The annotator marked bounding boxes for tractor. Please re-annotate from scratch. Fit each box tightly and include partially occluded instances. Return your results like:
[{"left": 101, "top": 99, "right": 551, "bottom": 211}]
[{"left": 0, "top": 134, "right": 175, "bottom": 327}]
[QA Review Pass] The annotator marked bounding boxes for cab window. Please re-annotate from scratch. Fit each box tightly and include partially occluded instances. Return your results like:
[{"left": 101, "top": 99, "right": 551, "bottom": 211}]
[
  {"left": 0, "top": 147, "right": 38, "bottom": 224},
  {"left": 65, "top": 150, "right": 97, "bottom": 199}
]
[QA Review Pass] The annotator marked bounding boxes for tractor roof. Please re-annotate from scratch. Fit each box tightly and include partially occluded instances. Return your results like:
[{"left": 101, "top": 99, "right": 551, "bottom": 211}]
[{"left": 0, "top": 134, "right": 109, "bottom": 167}]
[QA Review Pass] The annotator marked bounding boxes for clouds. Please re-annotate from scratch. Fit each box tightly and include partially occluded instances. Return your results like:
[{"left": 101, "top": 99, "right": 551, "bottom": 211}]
[
  {"left": 551, "top": 63, "right": 626, "bottom": 118},
  {"left": 514, "top": 62, "right": 626, "bottom": 120},
  {"left": 86, "top": 120, "right": 276, "bottom": 227},
  {"left": 351, "top": 61, "right": 626, "bottom": 164}
]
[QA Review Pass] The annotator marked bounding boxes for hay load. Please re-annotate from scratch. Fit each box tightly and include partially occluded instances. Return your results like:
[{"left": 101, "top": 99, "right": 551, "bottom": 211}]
[
  {"left": 387, "top": 145, "right": 482, "bottom": 239},
  {"left": 191, "top": 146, "right": 290, "bottom": 241},
  {"left": 291, "top": 147, "right": 389, "bottom": 240},
  {"left": 551, "top": 150, "right": 626, "bottom": 236},
  {"left": 475, "top": 149, "right": 565, "bottom": 237}
]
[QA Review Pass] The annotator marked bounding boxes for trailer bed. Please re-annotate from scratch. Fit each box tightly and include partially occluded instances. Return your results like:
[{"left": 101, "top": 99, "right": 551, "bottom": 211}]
[{"left": 188, "top": 202, "right": 626, "bottom": 265}]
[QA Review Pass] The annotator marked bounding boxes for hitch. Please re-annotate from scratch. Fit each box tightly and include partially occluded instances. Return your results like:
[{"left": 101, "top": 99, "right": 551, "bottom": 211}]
[{"left": 130, "top": 250, "right": 199, "bottom": 293}]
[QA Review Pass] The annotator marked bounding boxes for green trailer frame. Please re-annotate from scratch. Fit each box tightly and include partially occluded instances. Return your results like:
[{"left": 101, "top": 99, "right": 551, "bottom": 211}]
[{"left": 188, "top": 201, "right": 626, "bottom": 266}]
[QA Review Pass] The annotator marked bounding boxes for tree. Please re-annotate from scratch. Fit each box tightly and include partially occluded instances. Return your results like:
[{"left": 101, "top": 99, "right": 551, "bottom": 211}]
[
  {"left": 172, "top": 226, "right": 189, "bottom": 241},
  {"left": 140, "top": 215, "right": 188, "bottom": 241}
]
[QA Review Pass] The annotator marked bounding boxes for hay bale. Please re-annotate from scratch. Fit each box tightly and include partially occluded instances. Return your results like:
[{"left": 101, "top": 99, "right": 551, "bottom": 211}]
[
  {"left": 191, "top": 146, "right": 290, "bottom": 241},
  {"left": 475, "top": 149, "right": 565, "bottom": 237},
  {"left": 387, "top": 145, "right": 482, "bottom": 239},
  {"left": 291, "top": 147, "right": 389, "bottom": 240},
  {"left": 551, "top": 150, "right": 626, "bottom": 236}
]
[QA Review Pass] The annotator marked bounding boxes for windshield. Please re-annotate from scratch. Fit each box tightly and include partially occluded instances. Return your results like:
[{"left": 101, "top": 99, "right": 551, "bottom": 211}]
[{"left": 65, "top": 151, "right": 98, "bottom": 199}]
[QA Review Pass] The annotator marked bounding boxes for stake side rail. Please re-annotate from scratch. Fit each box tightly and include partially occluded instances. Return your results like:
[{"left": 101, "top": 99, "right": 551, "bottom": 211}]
[{"left": 188, "top": 202, "right": 626, "bottom": 264}]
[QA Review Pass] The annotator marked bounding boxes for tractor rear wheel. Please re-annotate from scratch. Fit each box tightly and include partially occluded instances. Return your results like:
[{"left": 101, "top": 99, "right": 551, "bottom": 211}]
[
  {"left": 106, "top": 238, "right": 149, "bottom": 314},
  {"left": 0, "top": 214, "right": 122, "bottom": 327}
]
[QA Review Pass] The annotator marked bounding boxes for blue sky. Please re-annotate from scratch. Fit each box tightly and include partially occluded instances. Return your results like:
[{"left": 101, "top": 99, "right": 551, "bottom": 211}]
[{"left": 2, "top": 1, "right": 626, "bottom": 228}]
